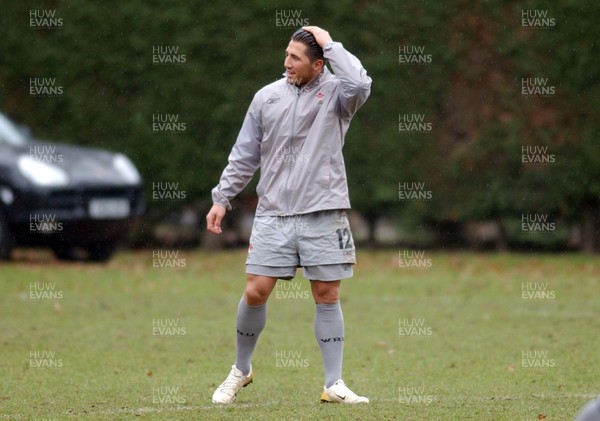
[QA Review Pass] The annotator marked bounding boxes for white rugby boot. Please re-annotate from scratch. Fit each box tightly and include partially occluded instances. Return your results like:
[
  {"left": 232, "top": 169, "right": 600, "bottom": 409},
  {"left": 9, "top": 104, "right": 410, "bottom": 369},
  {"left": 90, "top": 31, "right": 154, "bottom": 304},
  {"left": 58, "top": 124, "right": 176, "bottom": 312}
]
[
  {"left": 212, "top": 365, "right": 253, "bottom": 404},
  {"left": 320, "top": 379, "right": 369, "bottom": 404}
]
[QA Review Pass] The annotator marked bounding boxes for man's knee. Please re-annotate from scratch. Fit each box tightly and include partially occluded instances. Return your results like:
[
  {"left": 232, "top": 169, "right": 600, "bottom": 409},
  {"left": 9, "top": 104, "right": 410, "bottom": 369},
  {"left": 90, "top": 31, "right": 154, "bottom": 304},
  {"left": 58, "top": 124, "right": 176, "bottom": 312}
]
[
  {"left": 245, "top": 274, "right": 276, "bottom": 306},
  {"left": 311, "top": 280, "right": 340, "bottom": 304}
]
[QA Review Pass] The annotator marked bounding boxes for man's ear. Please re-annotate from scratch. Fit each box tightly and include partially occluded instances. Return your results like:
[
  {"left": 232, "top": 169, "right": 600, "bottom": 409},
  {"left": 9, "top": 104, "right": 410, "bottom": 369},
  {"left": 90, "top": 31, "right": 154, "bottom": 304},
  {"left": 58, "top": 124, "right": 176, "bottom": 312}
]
[{"left": 313, "top": 59, "right": 324, "bottom": 72}]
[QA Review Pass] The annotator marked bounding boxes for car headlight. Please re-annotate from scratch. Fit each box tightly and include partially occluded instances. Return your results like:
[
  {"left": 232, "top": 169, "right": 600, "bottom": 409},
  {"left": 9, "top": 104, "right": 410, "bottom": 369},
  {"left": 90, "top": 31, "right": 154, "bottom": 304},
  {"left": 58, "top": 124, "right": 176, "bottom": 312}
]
[
  {"left": 113, "top": 154, "right": 141, "bottom": 184},
  {"left": 0, "top": 186, "right": 14, "bottom": 205},
  {"left": 18, "top": 156, "right": 69, "bottom": 187}
]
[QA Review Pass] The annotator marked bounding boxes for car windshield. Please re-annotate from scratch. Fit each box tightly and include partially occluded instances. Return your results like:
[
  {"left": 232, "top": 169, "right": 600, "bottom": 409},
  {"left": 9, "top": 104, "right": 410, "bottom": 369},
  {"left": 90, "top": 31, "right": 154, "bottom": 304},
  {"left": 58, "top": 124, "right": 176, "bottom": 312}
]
[{"left": 0, "top": 113, "right": 28, "bottom": 146}]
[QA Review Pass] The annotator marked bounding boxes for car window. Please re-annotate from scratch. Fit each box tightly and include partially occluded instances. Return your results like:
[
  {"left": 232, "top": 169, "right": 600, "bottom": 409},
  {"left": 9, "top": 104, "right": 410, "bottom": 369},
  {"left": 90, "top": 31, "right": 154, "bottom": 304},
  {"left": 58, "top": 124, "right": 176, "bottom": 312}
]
[{"left": 0, "top": 113, "right": 27, "bottom": 146}]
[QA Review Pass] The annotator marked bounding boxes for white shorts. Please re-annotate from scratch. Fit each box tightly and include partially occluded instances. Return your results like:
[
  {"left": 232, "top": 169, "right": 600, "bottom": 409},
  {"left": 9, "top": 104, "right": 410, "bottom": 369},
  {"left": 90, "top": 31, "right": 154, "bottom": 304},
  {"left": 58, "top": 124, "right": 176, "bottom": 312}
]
[{"left": 245, "top": 210, "right": 356, "bottom": 281}]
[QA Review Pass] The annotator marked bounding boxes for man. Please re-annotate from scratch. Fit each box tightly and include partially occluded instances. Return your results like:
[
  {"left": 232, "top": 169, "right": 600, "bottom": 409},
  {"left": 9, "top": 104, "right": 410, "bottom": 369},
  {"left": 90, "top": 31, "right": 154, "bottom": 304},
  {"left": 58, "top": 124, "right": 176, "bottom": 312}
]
[{"left": 206, "top": 26, "right": 371, "bottom": 405}]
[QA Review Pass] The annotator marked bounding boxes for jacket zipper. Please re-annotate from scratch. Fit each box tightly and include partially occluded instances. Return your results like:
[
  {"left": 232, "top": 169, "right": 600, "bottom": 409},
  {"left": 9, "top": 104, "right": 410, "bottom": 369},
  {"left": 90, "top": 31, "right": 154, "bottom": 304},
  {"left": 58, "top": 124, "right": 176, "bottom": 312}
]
[{"left": 284, "top": 87, "right": 302, "bottom": 215}]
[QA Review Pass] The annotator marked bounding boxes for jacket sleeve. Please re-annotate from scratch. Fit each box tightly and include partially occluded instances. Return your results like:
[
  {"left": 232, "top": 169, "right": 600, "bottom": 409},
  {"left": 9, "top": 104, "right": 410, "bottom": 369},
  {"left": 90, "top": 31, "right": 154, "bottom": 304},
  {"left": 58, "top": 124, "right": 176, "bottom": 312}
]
[
  {"left": 323, "top": 41, "right": 372, "bottom": 119},
  {"left": 211, "top": 97, "right": 262, "bottom": 211}
]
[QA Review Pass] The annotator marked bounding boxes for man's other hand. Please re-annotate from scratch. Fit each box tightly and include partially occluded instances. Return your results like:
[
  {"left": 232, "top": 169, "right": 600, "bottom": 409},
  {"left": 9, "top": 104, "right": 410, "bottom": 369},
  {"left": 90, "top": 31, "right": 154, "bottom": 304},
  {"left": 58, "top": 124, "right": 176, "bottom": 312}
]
[{"left": 206, "top": 204, "right": 226, "bottom": 234}]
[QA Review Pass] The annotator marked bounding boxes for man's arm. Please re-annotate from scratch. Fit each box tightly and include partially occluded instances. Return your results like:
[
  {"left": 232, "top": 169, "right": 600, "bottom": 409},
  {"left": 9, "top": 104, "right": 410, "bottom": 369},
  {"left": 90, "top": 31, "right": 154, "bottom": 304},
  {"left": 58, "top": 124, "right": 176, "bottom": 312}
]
[
  {"left": 207, "top": 99, "right": 262, "bottom": 234},
  {"left": 303, "top": 26, "right": 372, "bottom": 119}
]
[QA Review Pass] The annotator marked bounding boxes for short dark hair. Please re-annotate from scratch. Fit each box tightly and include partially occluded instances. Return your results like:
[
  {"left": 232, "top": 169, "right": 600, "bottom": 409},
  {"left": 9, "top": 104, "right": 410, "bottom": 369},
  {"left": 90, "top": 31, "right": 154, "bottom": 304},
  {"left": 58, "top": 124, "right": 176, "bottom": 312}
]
[{"left": 290, "top": 29, "right": 324, "bottom": 63}]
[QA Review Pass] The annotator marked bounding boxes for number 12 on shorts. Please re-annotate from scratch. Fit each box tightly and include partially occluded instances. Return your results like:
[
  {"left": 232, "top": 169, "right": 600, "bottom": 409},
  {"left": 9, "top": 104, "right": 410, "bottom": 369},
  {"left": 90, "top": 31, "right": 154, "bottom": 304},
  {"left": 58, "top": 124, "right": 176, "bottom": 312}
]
[{"left": 336, "top": 228, "right": 353, "bottom": 249}]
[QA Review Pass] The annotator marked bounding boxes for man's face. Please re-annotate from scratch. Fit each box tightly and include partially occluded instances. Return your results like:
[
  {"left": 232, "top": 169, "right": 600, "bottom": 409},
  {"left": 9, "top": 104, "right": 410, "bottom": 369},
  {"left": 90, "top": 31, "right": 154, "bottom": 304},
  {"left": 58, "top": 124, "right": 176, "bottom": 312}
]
[{"left": 284, "top": 40, "right": 321, "bottom": 86}]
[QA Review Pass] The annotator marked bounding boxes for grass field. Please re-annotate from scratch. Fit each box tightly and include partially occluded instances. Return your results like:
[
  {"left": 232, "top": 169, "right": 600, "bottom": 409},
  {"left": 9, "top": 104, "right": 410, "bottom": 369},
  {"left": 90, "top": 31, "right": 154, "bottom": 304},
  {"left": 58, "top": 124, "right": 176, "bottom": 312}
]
[{"left": 1, "top": 250, "right": 599, "bottom": 420}]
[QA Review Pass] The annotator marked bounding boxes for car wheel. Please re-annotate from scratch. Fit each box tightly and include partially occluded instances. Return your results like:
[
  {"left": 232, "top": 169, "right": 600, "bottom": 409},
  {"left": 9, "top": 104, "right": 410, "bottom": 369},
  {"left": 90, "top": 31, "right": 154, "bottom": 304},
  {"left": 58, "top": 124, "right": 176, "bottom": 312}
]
[
  {"left": 86, "top": 242, "right": 116, "bottom": 262},
  {"left": 0, "top": 210, "right": 14, "bottom": 260},
  {"left": 52, "top": 244, "right": 81, "bottom": 261}
]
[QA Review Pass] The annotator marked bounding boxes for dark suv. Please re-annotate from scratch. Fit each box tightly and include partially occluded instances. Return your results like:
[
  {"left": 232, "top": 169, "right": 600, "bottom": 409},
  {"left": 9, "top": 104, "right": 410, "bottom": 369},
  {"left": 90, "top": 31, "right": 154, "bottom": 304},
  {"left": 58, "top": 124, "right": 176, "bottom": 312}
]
[{"left": 0, "top": 112, "right": 144, "bottom": 261}]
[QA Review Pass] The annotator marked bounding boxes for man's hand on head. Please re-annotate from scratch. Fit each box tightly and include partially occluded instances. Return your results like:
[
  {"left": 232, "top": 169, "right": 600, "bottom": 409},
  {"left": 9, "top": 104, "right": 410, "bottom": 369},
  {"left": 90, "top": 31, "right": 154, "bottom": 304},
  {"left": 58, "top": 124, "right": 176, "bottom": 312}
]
[{"left": 302, "top": 26, "right": 333, "bottom": 47}]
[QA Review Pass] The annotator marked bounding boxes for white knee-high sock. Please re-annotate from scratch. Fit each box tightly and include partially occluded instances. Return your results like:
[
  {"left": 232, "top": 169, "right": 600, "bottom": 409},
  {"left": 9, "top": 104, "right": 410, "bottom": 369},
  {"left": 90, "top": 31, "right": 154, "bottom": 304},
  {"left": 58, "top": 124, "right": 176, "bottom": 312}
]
[
  {"left": 315, "top": 302, "right": 344, "bottom": 388},
  {"left": 235, "top": 296, "right": 266, "bottom": 376}
]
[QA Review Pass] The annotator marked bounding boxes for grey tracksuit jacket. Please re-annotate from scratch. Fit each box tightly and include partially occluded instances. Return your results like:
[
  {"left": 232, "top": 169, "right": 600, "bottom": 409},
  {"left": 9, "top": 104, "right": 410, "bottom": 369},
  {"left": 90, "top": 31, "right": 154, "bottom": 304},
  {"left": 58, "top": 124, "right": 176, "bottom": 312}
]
[{"left": 211, "top": 41, "right": 372, "bottom": 216}]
